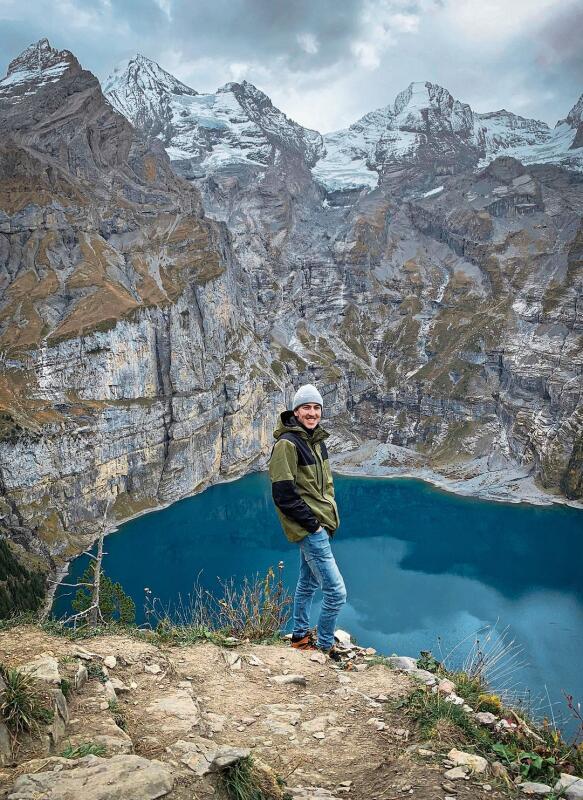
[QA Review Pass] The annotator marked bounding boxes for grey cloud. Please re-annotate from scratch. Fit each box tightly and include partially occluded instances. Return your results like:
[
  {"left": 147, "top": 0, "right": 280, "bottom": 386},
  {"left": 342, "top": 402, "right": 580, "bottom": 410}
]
[{"left": 0, "top": 0, "right": 579, "bottom": 132}]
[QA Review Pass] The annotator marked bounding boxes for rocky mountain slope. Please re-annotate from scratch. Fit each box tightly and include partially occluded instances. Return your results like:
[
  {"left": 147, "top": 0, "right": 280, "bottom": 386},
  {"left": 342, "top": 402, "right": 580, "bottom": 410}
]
[{"left": 0, "top": 40, "right": 581, "bottom": 570}]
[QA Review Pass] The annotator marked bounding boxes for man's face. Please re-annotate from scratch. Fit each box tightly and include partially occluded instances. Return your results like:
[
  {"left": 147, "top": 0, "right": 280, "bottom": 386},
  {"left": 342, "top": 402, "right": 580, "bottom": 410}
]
[{"left": 294, "top": 403, "right": 322, "bottom": 430}]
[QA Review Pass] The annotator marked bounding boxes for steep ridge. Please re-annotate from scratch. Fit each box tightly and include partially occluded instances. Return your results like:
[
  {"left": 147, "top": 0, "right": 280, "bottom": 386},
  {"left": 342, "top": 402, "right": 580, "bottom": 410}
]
[
  {"left": 0, "top": 40, "right": 280, "bottom": 561},
  {"left": 0, "top": 41, "right": 582, "bottom": 571}
]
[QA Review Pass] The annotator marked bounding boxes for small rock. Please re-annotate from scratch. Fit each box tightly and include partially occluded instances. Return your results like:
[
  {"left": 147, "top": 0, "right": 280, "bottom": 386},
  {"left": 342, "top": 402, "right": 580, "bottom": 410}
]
[
  {"left": 442, "top": 782, "right": 458, "bottom": 793},
  {"left": 554, "top": 774, "right": 583, "bottom": 799},
  {"left": 517, "top": 782, "right": 553, "bottom": 796},
  {"left": 72, "top": 648, "right": 94, "bottom": 660},
  {"left": 334, "top": 629, "right": 352, "bottom": 647},
  {"left": 109, "top": 678, "right": 130, "bottom": 693},
  {"left": 270, "top": 675, "right": 307, "bottom": 686},
  {"left": 103, "top": 656, "right": 117, "bottom": 669},
  {"left": 313, "top": 732, "right": 325, "bottom": 740},
  {"left": 310, "top": 652, "right": 327, "bottom": 665},
  {"left": 482, "top": 784, "right": 492, "bottom": 792},
  {"left": 447, "top": 748, "right": 488, "bottom": 774},
  {"left": 74, "top": 663, "right": 88, "bottom": 691},
  {"left": 476, "top": 711, "right": 497, "bottom": 726},
  {"left": 337, "top": 675, "right": 351, "bottom": 684},
  {"left": 353, "top": 664, "right": 366, "bottom": 672},
  {"left": 365, "top": 647, "right": 376, "bottom": 655},
  {"left": 246, "top": 654, "right": 264, "bottom": 667},
  {"left": 99, "top": 701, "right": 110, "bottom": 711},
  {"left": 444, "top": 693, "right": 465, "bottom": 706},
  {"left": 338, "top": 781, "right": 352, "bottom": 788},
  {"left": 462, "top": 704, "right": 473, "bottom": 713},
  {"left": 103, "top": 681, "right": 117, "bottom": 704},
  {"left": 418, "top": 749, "right": 435, "bottom": 756},
  {"left": 386, "top": 656, "right": 418, "bottom": 671},
  {"left": 490, "top": 761, "right": 510, "bottom": 782},
  {"left": 444, "top": 767, "right": 469, "bottom": 780},
  {"left": 144, "top": 664, "right": 161, "bottom": 674},
  {"left": 438, "top": 679, "right": 456, "bottom": 695},
  {"left": 222, "top": 651, "right": 242, "bottom": 670},
  {"left": 409, "top": 668, "right": 437, "bottom": 686}
]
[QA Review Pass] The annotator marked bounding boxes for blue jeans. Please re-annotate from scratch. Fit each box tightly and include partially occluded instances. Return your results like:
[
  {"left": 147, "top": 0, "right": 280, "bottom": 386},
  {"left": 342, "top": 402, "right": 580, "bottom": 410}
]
[{"left": 292, "top": 529, "right": 347, "bottom": 650}]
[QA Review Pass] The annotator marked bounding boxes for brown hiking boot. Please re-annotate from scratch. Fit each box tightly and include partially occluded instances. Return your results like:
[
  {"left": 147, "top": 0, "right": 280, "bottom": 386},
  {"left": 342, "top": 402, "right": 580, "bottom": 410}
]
[{"left": 290, "top": 631, "right": 317, "bottom": 651}]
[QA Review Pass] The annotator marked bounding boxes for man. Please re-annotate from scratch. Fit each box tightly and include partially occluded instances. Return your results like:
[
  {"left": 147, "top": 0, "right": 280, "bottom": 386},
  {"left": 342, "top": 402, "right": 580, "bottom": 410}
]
[{"left": 269, "top": 383, "right": 346, "bottom": 660}]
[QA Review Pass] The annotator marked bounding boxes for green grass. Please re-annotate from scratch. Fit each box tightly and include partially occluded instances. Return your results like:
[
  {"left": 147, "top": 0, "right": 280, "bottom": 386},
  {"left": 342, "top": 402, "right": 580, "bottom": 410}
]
[
  {"left": 61, "top": 741, "right": 107, "bottom": 758},
  {"left": 86, "top": 663, "right": 108, "bottom": 683},
  {"left": 219, "top": 755, "right": 288, "bottom": 800},
  {"left": 108, "top": 700, "right": 127, "bottom": 731},
  {"left": 0, "top": 663, "right": 53, "bottom": 739},
  {"left": 405, "top": 686, "right": 493, "bottom": 753}
]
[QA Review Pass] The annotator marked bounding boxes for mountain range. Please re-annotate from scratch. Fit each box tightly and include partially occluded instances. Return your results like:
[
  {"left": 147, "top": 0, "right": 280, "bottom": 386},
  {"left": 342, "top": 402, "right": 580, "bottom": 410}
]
[
  {"left": 102, "top": 51, "right": 583, "bottom": 192},
  {"left": 0, "top": 39, "right": 581, "bottom": 572}
]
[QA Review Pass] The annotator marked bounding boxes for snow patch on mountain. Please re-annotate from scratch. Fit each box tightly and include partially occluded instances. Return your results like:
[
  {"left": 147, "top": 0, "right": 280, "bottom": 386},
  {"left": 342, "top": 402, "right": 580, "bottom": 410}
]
[
  {"left": 104, "top": 56, "right": 322, "bottom": 171},
  {"left": 312, "top": 81, "right": 583, "bottom": 191},
  {"left": 0, "top": 38, "right": 75, "bottom": 103}
]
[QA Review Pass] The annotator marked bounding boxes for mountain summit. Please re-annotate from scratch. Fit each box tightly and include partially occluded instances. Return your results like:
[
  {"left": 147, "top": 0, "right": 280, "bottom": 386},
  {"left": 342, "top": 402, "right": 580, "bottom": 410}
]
[{"left": 104, "top": 56, "right": 323, "bottom": 171}]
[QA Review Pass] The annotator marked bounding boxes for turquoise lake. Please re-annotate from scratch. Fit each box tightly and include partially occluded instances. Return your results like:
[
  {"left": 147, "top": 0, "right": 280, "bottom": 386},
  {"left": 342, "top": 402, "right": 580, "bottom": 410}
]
[{"left": 53, "top": 473, "right": 583, "bottom": 730}]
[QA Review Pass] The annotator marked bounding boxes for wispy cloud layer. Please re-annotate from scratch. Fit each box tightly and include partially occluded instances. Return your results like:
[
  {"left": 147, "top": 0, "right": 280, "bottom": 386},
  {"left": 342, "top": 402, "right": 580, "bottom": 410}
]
[{"left": 0, "top": 0, "right": 580, "bottom": 131}]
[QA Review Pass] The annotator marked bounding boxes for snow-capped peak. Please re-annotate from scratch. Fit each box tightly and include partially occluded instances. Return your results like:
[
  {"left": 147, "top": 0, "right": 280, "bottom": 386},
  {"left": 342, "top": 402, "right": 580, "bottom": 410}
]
[
  {"left": 103, "top": 54, "right": 197, "bottom": 101},
  {"left": 105, "top": 62, "right": 323, "bottom": 170},
  {"left": 0, "top": 38, "right": 78, "bottom": 103},
  {"left": 563, "top": 93, "right": 583, "bottom": 128}
]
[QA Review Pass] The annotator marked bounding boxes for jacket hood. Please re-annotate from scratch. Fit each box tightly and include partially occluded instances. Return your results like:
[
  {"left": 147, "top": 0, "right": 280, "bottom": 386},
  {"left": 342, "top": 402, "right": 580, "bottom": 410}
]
[{"left": 273, "top": 410, "right": 329, "bottom": 442}]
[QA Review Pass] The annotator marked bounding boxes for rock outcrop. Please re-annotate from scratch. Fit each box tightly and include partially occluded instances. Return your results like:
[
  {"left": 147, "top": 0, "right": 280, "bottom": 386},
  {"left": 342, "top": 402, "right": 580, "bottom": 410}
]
[{"left": 0, "top": 40, "right": 581, "bottom": 567}]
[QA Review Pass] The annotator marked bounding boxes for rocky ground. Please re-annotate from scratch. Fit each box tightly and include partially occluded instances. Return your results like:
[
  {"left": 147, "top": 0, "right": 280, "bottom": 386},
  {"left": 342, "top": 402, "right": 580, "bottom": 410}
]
[
  {"left": 1, "top": 625, "right": 580, "bottom": 800},
  {"left": 330, "top": 443, "right": 583, "bottom": 509}
]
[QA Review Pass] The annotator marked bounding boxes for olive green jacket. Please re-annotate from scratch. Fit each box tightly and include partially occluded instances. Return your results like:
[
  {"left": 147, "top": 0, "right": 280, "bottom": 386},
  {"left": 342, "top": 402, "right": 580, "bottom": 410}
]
[{"left": 268, "top": 411, "right": 340, "bottom": 543}]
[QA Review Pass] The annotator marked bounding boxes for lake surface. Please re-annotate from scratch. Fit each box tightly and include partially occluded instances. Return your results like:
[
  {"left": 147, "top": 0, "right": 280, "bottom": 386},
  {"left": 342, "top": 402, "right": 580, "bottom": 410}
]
[{"left": 53, "top": 473, "right": 583, "bottom": 731}]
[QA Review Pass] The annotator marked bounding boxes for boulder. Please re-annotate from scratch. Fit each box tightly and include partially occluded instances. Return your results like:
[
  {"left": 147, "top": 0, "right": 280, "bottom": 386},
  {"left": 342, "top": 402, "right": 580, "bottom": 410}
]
[
  {"left": 145, "top": 689, "right": 201, "bottom": 733},
  {"left": 168, "top": 738, "right": 250, "bottom": 777},
  {"left": 18, "top": 655, "right": 61, "bottom": 685},
  {"left": 7, "top": 754, "right": 173, "bottom": 799}
]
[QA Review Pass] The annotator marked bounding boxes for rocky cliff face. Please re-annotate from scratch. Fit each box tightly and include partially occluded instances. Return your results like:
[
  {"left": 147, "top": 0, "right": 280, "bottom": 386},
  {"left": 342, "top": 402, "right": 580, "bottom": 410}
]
[{"left": 0, "top": 41, "right": 581, "bottom": 565}]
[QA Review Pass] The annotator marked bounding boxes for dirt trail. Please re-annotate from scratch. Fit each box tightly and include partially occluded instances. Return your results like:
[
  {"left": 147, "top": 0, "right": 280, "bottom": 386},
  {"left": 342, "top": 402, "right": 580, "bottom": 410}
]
[{"left": 0, "top": 626, "right": 507, "bottom": 799}]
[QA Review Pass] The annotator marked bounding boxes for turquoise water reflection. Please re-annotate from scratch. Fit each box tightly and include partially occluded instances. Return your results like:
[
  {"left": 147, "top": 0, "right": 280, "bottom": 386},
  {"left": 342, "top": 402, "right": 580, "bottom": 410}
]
[{"left": 53, "top": 472, "right": 583, "bottom": 730}]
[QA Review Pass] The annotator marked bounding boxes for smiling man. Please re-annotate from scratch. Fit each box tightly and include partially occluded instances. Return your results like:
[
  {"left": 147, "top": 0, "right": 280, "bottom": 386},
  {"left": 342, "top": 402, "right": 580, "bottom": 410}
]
[{"left": 269, "top": 384, "right": 346, "bottom": 660}]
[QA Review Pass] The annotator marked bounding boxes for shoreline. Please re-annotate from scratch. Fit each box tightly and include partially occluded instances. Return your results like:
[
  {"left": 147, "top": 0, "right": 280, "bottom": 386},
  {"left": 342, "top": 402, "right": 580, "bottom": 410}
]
[
  {"left": 331, "top": 465, "right": 583, "bottom": 510},
  {"left": 46, "top": 446, "right": 582, "bottom": 616}
]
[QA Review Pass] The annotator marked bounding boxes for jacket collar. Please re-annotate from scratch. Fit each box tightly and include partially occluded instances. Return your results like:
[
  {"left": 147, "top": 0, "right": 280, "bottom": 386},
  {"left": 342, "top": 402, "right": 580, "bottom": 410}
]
[{"left": 275, "top": 410, "right": 329, "bottom": 443}]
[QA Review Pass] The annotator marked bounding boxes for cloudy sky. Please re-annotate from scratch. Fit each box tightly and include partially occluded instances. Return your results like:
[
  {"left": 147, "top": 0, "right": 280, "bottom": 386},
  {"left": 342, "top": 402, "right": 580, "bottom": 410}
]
[{"left": 0, "top": 0, "right": 581, "bottom": 132}]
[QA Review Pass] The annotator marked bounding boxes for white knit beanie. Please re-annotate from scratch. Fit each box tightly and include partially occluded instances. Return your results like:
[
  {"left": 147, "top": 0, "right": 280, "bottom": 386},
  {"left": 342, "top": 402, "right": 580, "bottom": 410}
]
[{"left": 292, "top": 384, "right": 323, "bottom": 410}]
